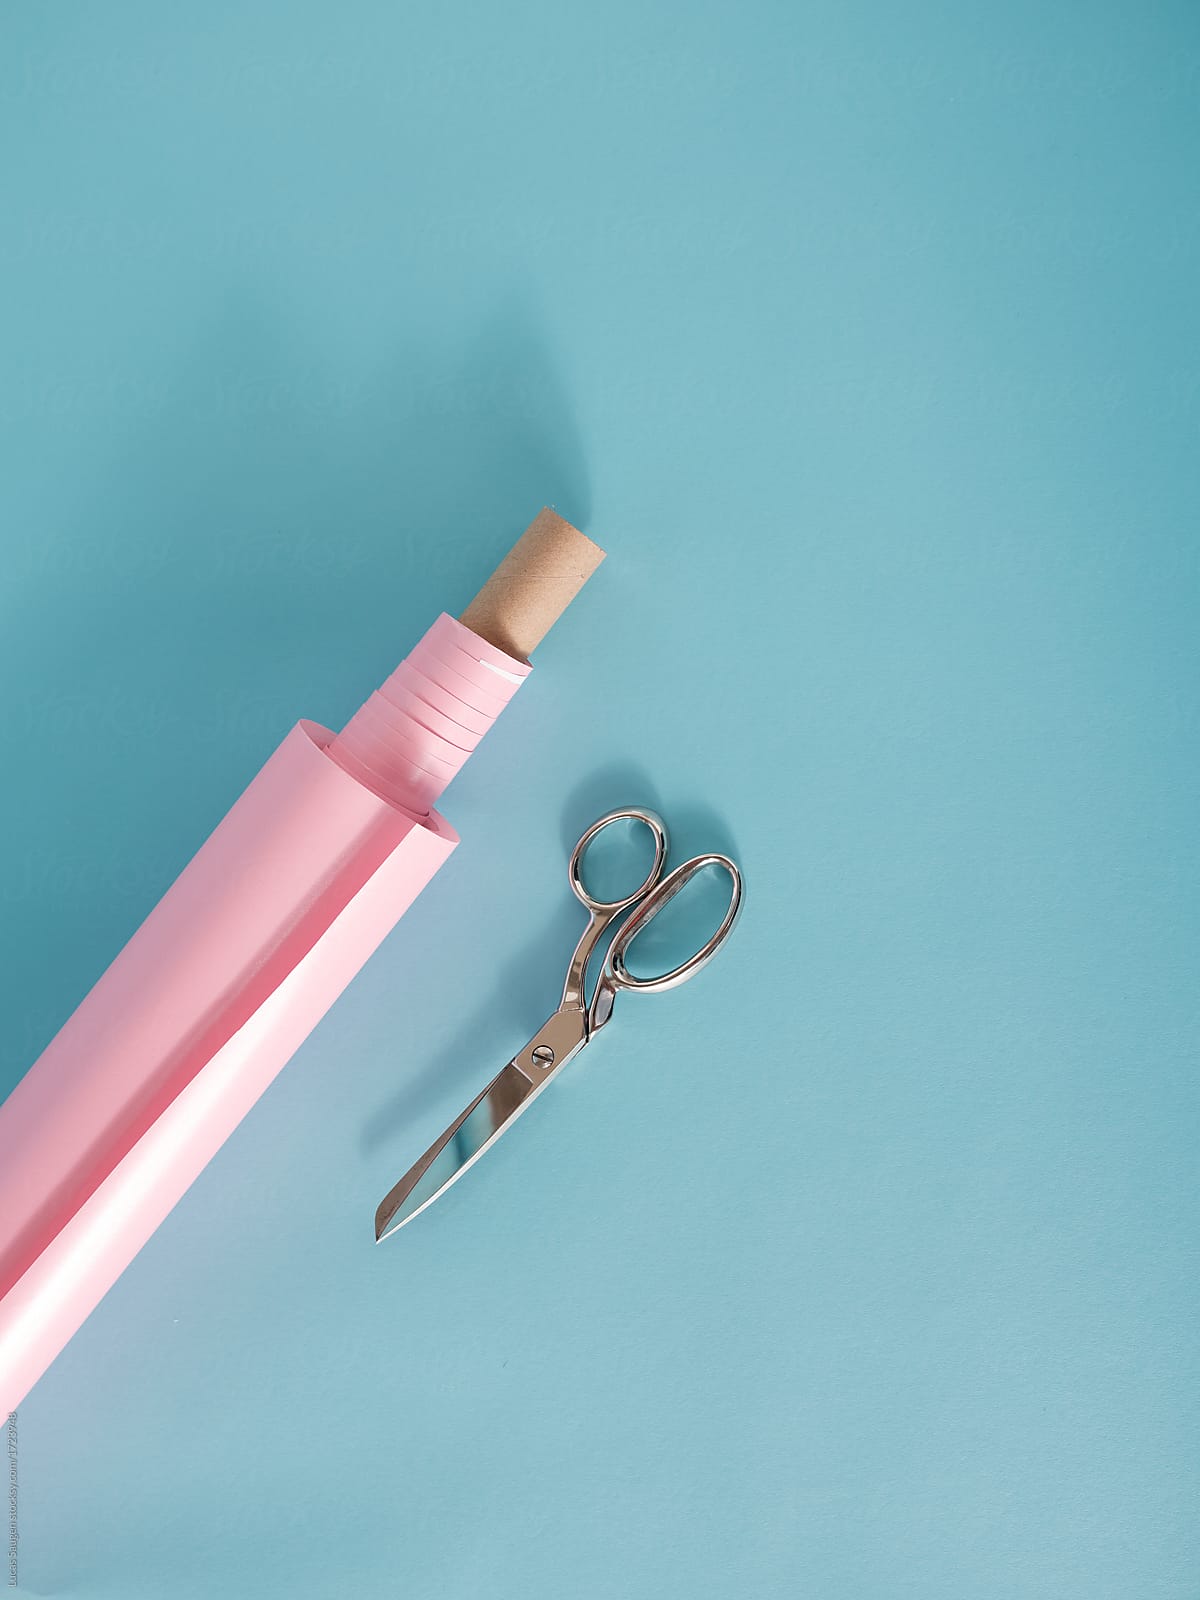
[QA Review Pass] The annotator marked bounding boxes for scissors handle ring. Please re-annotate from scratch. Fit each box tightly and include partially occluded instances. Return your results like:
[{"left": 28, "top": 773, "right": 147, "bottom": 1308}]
[
  {"left": 568, "top": 806, "right": 669, "bottom": 914},
  {"left": 608, "top": 853, "right": 743, "bottom": 995}
]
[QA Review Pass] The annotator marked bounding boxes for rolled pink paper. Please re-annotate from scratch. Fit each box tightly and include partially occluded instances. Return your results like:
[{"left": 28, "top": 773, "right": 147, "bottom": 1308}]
[{"left": 0, "top": 509, "right": 604, "bottom": 1414}]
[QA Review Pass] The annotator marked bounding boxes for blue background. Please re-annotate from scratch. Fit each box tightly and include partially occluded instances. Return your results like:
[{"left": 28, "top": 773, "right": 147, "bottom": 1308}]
[{"left": 2, "top": 3, "right": 1198, "bottom": 1596}]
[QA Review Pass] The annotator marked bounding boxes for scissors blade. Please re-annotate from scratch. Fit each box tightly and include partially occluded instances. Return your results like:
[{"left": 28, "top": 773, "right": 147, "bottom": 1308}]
[{"left": 374, "top": 1007, "right": 588, "bottom": 1240}]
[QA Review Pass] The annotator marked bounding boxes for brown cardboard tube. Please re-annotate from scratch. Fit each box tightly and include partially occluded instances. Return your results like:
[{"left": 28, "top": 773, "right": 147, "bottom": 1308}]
[{"left": 459, "top": 508, "right": 606, "bottom": 661}]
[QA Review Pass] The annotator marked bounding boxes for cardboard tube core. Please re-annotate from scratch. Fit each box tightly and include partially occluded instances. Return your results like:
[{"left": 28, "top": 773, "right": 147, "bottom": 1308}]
[{"left": 460, "top": 508, "right": 605, "bottom": 661}]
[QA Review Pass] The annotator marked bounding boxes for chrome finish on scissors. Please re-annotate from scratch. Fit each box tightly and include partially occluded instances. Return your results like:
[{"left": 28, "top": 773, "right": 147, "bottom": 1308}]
[{"left": 375, "top": 807, "right": 743, "bottom": 1239}]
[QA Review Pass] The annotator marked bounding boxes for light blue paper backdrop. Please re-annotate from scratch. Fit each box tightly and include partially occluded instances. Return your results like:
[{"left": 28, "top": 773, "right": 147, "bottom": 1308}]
[{"left": 2, "top": 3, "right": 1197, "bottom": 1596}]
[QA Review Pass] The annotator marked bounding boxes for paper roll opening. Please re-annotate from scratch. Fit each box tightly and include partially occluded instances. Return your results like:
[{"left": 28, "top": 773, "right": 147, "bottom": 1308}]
[{"left": 459, "top": 507, "right": 606, "bottom": 661}]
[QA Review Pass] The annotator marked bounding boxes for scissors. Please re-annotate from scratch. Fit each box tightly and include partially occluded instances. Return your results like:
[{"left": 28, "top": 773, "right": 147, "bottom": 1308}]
[{"left": 375, "top": 806, "right": 743, "bottom": 1239}]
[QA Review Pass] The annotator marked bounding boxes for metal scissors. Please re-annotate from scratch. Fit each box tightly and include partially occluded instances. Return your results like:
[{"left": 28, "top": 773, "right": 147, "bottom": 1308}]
[{"left": 375, "top": 806, "right": 743, "bottom": 1239}]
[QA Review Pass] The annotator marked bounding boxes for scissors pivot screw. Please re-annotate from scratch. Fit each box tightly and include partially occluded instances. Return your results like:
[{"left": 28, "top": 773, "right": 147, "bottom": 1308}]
[{"left": 531, "top": 1045, "right": 555, "bottom": 1066}]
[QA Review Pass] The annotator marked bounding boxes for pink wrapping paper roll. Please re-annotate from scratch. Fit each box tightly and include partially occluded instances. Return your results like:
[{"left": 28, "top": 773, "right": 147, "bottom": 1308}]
[
  {"left": 0, "top": 507, "right": 602, "bottom": 1414},
  {"left": 0, "top": 616, "right": 521, "bottom": 1415}
]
